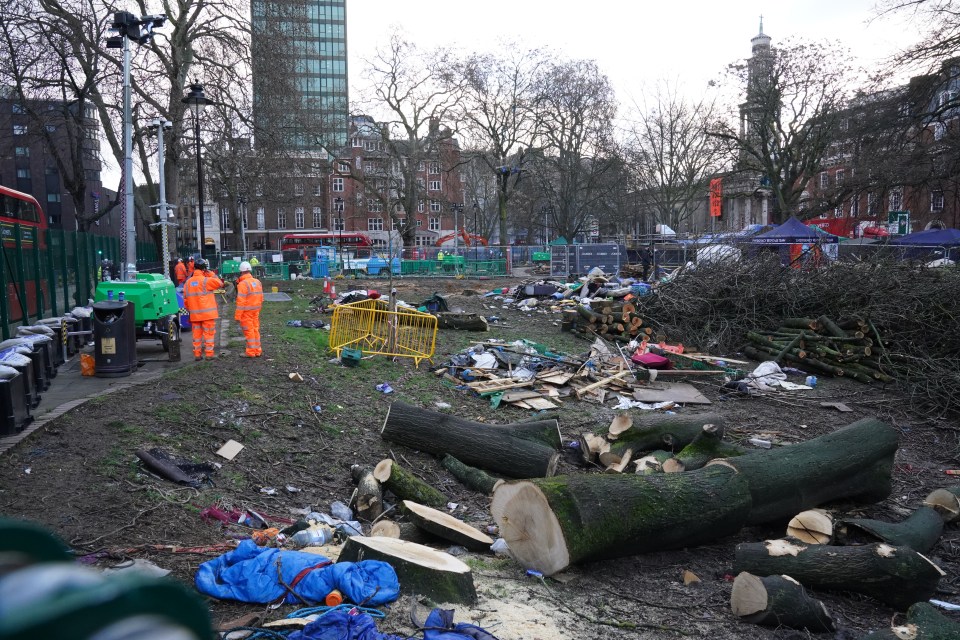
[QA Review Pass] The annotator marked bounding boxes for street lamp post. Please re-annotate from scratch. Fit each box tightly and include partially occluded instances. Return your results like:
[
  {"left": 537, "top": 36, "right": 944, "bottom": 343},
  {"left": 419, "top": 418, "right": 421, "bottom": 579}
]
[
  {"left": 334, "top": 196, "right": 344, "bottom": 272},
  {"left": 181, "top": 83, "right": 213, "bottom": 259},
  {"left": 450, "top": 203, "right": 463, "bottom": 253},
  {"left": 238, "top": 195, "right": 248, "bottom": 259},
  {"left": 472, "top": 202, "right": 480, "bottom": 237},
  {"left": 147, "top": 118, "right": 175, "bottom": 277}
]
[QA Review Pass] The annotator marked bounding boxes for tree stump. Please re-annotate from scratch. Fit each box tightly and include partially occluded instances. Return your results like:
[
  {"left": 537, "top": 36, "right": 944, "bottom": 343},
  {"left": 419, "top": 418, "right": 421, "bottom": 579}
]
[
  {"left": 733, "top": 539, "right": 944, "bottom": 610},
  {"left": 349, "top": 464, "right": 383, "bottom": 521},
  {"left": 730, "top": 572, "right": 835, "bottom": 632},
  {"left": 338, "top": 536, "right": 476, "bottom": 604},
  {"left": 381, "top": 402, "right": 560, "bottom": 478}
]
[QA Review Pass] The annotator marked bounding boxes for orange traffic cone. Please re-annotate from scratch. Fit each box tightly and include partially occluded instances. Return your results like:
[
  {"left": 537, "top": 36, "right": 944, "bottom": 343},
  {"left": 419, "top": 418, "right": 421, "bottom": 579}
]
[
  {"left": 330, "top": 282, "right": 336, "bottom": 296},
  {"left": 323, "top": 278, "right": 331, "bottom": 294}
]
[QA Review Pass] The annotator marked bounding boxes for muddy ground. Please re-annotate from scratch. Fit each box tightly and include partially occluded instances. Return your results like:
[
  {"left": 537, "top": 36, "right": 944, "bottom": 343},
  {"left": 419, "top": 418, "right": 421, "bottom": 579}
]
[{"left": 1, "top": 274, "right": 958, "bottom": 639}]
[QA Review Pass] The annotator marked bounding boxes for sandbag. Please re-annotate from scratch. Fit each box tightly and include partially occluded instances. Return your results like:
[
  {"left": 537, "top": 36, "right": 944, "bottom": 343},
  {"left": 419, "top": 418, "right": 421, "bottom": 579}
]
[
  {"left": 17, "top": 325, "right": 55, "bottom": 337},
  {"left": 0, "top": 349, "right": 32, "bottom": 368},
  {"left": 0, "top": 365, "right": 19, "bottom": 380}
]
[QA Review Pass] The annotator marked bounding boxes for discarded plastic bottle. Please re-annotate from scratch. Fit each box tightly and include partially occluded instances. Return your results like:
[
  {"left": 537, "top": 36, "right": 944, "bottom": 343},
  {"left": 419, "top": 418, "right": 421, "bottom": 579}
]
[
  {"left": 325, "top": 589, "right": 343, "bottom": 606},
  {"left": 290, "top": 526, "right": 334, "bottom": 548},
  {"left": 805, "top": 375, "right": 818, "bottom": 387},
  {"left": 748, "top": 438, "right": 773, "bottom": 449}
]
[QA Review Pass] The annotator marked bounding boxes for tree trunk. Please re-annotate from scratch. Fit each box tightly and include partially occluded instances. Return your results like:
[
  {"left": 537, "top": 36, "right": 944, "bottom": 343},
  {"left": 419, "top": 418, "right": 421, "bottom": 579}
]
[
  {"left": 349, "top": 465, "right": 383, "bottom": 521},
  {"left": 490, "top": 465, "right": 752, "bottom": 576},
  {"left": 671, "top": 424, "right": 746, "bottom": 471},
  {"left": 605, "top": 413, "right": 726, "bottom": 456},
  {"left": 862, "top": 601, "right": 960, "bottom": 639},
  {"left": 436, "top": 313, "right": 489, "bottom": 331},
  {"left": 401, "top": 500, "right": 493, "bottom": 551},
  {"left": 707, "top": 417, "right": 898, "bottom": 524},
  {"left": 381, "top": 402, "right": 560, "bottom": 478},
  {"left": 733, "top": 539, "right": 944, "bottom": 610},
  {"left": 373, "top": 459, "right": 447, "bottom": 508},
  {"left": 440, "top": 455, "right": 503, "bottom": 495},
  {"left": 338, "top": 536, "right": 476, "bottom": 604},
  {"left": 730, "top": 572, "right": 835, "bottom": 633},
  {"left": 837, "top": 506, "right": 944, "bottom": 553}
]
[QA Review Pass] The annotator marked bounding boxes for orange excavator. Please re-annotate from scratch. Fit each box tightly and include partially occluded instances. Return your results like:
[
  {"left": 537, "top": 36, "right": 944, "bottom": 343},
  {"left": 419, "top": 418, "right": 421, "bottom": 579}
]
[{"left": 435, "top": 227, "right": 488, "bottom": 246}]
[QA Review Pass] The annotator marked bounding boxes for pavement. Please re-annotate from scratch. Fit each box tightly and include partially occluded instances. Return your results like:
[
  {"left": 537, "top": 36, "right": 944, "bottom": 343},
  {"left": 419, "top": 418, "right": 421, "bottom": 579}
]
[{"left": 0, "top": 336, "right": 196, "bottom": 457}]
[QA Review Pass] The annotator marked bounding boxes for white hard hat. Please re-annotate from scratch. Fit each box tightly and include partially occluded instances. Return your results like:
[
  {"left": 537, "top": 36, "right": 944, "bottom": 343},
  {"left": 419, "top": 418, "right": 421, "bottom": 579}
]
[{"left": 239, "top": 261, "right": 252, "bottom": 272}]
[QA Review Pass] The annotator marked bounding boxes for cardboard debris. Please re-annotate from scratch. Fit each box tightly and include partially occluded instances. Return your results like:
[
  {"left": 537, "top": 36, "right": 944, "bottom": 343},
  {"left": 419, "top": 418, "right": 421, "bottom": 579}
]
[
  {"left": 632, "top": 382, "right": 712, "bottom": 405},
  {"left": 820, "top": 402, "right": 854, "bottom": 412},
  {"left": 216, "top": 439, "right": 245, "bottom": 461}
]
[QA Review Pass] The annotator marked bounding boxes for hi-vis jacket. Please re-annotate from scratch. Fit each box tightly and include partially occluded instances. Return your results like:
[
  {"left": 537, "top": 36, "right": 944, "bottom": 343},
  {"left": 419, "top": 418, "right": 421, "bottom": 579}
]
[
  {"left": 183, "top": 271, "right": 223, "bottom": 321},
  {"left": 234, "top": 273, "right": 263, "bottom": 317}
]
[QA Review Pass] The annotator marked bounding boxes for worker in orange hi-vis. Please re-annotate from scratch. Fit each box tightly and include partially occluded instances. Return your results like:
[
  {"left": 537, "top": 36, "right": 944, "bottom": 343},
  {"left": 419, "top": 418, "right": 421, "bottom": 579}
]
[
  {"left": 186, "top": 256, "right": 196, "bottom": 280},
  {"left": 174, "top": 258, "right": 187, "bottom": 286},
  {"left": 234, "top": 261, "right": 264, "bottom": 357},
  {"left": 183, "top": 258, "right": 223, "bottom": 361}
]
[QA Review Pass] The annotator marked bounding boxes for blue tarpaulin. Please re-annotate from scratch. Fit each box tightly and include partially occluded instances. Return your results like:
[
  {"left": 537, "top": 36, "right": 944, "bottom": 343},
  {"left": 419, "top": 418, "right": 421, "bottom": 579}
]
[
  {"left": 194, "top": 540, "right": 399, "bottom": 605},
  {"left": 287, "top": 608, "right": 501, "bottom": 640}
]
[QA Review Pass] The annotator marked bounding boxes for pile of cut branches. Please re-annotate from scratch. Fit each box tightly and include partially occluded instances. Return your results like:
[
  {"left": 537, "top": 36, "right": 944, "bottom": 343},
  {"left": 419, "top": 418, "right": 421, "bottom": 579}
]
[{"left": 636, "top": 255, "right": 960, "bottom": 417}]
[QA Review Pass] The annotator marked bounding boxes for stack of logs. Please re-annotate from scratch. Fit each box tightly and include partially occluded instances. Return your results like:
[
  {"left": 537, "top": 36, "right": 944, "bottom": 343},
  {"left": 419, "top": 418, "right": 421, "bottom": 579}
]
[
  {"left": 563, "top": 302, "right": 658, "bottom": 343},
  {"left": 744, "top": 315, "right": 894, "bottom": 384}
]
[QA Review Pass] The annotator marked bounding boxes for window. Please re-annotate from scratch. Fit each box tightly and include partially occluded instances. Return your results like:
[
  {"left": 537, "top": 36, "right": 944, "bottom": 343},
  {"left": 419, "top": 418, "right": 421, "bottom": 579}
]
[
  {"left": 256, "top": 207, "right": 265, "bottom": 229},
  {"left": 15, "top": 147, "right": 29, "bottom": 157},
  {"left": 295, "top": 207, "right": 305, "bottom": 229},
  {"left": 338, "top": 161, "right": 350, "bottom": 172},
  {"left": 13, "top": 124, "right": 26, "bottom": 136},
  {"left": 312, "top": 207, "right": 322, "bottom": 228},
  {"left": 851, "top": 196, "right": 860, "bottom": 218},
  {"left": 352, "top": 137, "right": 362, "bottom": 147},
  {"left": 416, "top": 218, "right": 423, "bottom": 227},
  {"left": 417, "top": 200, "right": 424, "bottom": 213},
  {"left": 11, "top": 103, "right": 24, "bottom": 114},
  {"left": 333, "top": 198, "right": 344, "bottom": 213},
  {"left": 429, "top": 161, "right": 440, "bottom": 174},
  {"left": 204, "top": 210, "right": 212, "bottom": 225},
  {"left": 46, "top": 193, "right": 61, "bottom": 203},
  {"left": 430, "top": 200, "right": 441, "bottom": 212},
  {"left": 429, "top": 180, "right": 441, "bottom": 191},
  {"left": 16, "top": 168, "right": 30, "bottom": 179},
  {"left": 368, "top": 217, "right": 383, "bottom": 231},
  {"left": 931, "top": 191, "right": 945, "bottom": 212},
  {"left": 429, "top": 217, "right": 440, "bottom": 231},
  {"left": 834, "top": 206, "right": 843, "bottom": 218},
  {"left": 819, "top": 173, "right": 829, "bottom": 189},
  {"left": 368, "top": 198, "right": 383, "bottom": 213},
  {"left": 889, "top": 188, "right": 903, "bottom": 211},
  {"left": 277, "top": 207, "right": 286, "bottom": 228},
  {"left": 221, "top": 210, "right": 230, "bottom": 228},
  {"left": 294, "top": 183, "right": 304, "bottom": 196},
  {"left": 255, "top": 184, "right": 263, "bottom": 196},
  {"left": 418, "top": 161, "right": 425, "bottom": 172},
  {"left": 867, "top": 193, "right": 878, "bottom": 215},
  {"left": 242, "top": 210, "right": 248, "bottom": 229},
  {"left": 313, "top": 183, "right": 322, "bottom": 196},
  {"left": 835, "top": 169, "right": 845, "bottom": 184},
  {"left": 333, "top": 217, "right": 344, "bottom": 231},
  {"left": 332, "top": 177, "right": 344, "bottom": 192}
]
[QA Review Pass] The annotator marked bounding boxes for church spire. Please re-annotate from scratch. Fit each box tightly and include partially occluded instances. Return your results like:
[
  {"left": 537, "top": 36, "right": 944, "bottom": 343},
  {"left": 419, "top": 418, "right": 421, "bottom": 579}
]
[{"left": 759, "top": 14, "right": 764, "bottom": 35}]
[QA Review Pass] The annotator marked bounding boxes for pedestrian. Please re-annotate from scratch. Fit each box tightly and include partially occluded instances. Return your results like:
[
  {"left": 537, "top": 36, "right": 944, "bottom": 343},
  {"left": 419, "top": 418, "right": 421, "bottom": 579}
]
[
  {"left": 174, "top": 258, "right": 187, "bottom": 286},
  {"left": 234, "top": 261, "right": 263, "bottom": 358},
  {"left": 183, "top": 258, "right": 223, "bottom": 361},
  {"left": 639, "top": 246, "right": 653, "bottom": 282}
]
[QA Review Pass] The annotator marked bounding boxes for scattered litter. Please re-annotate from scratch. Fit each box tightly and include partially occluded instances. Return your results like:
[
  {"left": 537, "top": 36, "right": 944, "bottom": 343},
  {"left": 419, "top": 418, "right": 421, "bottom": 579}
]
[
  {"left": 216, "top": 439, "right": 245, "bottom": 461},
  {"left": 446, "top": 502, "right": 459, "bottom": 511},
  {"left": 446, "top": 545, "right": 468, "bottom": 556},
  {"left": 777, "top": 381, "right": 813, "bottom": 391},
  {"left": 136, "top": 448, "right": 216, "bottom": 487},
  {"left": 330, "top": 501, "right": 353, "bottom": 521},
  {"left": 313, "top": 405, "right": 323, "bottom": 413},
  {"left": 930, "top": 599, "right": 960, "bottom": 611},
  {"left": 491, "top": 538, "right": 510, "bottom": 556},
  {"left": 525, "top": 569, "right": 544, "bottom": 579},
  {"left": 434, "top": 401, "right": 451, "bottom": 409},
  {"left": 103, "top": 559, "right": 171, "bottom": 578},
  {"left": 748, "top": 438, "right": 773, "bottom": 449},
  {"left": 376, "top": 383, "right": 393, "bottom": 394},
  {"left": 288, "top": 372, "right": 304, "bottom": 382},
  {"left": 23, "top": 467, "right": 30, "bottom": 475},
  {"left": 821, "top": 402, "right": 853, "bottom": 412},
  {"left": 286, "top": 485, "right": 301, "bottom": 493},
  {"left": 682, "top": 570, "right": 701, "bottom": 586},
  {"left": 260, "top": 487, "right": 277, "bottom": 496}
]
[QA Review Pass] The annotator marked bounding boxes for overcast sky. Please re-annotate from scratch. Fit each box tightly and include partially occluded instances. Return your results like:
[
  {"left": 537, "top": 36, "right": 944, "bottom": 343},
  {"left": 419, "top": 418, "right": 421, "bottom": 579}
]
[{"left": 346, "top": 0, "right": 921, "bottom": 108}]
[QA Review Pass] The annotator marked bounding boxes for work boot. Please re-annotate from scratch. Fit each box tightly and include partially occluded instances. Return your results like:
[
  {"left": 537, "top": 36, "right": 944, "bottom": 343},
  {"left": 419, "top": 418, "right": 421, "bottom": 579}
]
[{"left": 194, "top": 355, "right": 202, "bottom": 361}]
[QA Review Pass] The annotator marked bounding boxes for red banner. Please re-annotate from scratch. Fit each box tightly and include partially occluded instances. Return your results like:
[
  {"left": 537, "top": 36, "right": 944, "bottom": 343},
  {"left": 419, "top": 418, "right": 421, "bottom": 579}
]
[{"left": 709, "top": 178, "right": 723, "bottom": 218}]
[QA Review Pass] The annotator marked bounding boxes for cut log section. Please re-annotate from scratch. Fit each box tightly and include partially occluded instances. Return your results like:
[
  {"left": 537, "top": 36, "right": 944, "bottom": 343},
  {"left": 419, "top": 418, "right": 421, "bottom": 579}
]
[
  {"left": 706, "top": 417, "right": 898, "bottom": 524},
  {"left": 491, "top": 465, "right": 752, "bottom": 576},
  {"left": 401, "top": 500, "right": 494, "bottom": 551},
  {"left": 607, "top": 413, "right": 633, "bottom": 439},
  {"left": 671, "top": 424, "right": 746, "bottom": 471},
  {"left": 603, "top": 449, "right": 633, "bottom": 474},
  {"left": 786, "top": 509, "right": 834, "bottom": 545},
  {"left": 733, "top": 540, "right": 944, "bottom": 610},
  {"left": 923, "top": 486, "right": 960, "bottom": 523},
  {"left": 373, "top": 459, "right": 448, "bottom": 508},
  {"left": 606, "top": 413, "right": 726, "bottom": 457},
  {"left": 578, "top": 433, "right": 610, "bottom": 465},
  {"left": 350, "top": 464, "right": 383, "bottom": 521},
  {"left": 338, "top": 536, "right": 476, "bottom": 604},
  {"left": 440, "top": 455, "right": 503, "bottom": 495},
  {"left": 837, "top": 506, "right": 944, "bottom": 553},
  {"left": 730, "top": 572, "right": 835, "bottom": 633},
  {"left": 382, "top": 402, "right": 560, "bottom": 479},
  {"left": 861, "top": 601, "right": 960, "bottom": 639},
  {"left": 436, "top": 312, "right": 489, "bottom": 331},
  {"left": 370, "top": 521, "right": 401, "bottom": 538},
  {"left": 633, "top": 450, "right": 672, "bottom": 474}
]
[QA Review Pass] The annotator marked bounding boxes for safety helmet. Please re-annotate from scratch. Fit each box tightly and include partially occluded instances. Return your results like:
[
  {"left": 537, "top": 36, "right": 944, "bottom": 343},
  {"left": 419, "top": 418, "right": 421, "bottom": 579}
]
[
  {"left": 239, "top": 261, "right": 252, "bottom": 272},
  {"left": 195, "top": 258, "right": 208, "bottom": 270},
  {"left": 177, "top": 258, "right": 183, "bottom": 262}
]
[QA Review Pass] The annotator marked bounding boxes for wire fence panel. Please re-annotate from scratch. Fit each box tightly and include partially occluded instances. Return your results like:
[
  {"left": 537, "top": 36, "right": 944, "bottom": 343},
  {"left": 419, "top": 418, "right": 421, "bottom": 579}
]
[{"left": 329, "top": 299, "right": 437, "bottom": 366}]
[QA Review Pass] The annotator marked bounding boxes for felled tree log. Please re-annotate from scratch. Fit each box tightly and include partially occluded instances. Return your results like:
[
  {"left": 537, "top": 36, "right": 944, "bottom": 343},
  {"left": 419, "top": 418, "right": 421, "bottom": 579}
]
[
  {"left": 373, "top": 459, "right": 447, "bottom": 508},
  {"left": 670, "top": 424, "right": 746, "bottom": 471},
  {"left": 861, "top": 601, "right": 960, "bottom": 639},
  {"left": 381, "top": 402, "right": 560, "bottom": 478},
  {"left": 733, "top": 540, "right": 944, "bottom": 610},
  {"left": 923, "top": 486, "right": 960, "bottom": 523},
  {"left": 338, "top": 536, "right": 476, "bottom": 604},
  {"left": 491, "top": 465, "right": 752, "bottom": 575},
  {"left": 436, "top": 312, "right": 489, "bottom": 332},
  {"left": 401, "top": 500, "right": 493, "bottom": 551},
  {"left": 837, "top": 506, "right": 944, "bottom": 553},
  {"left": 605, "top": 413, "right": 726, "bottom": 456},
  {"left": 730, "top": 572, "right": 835, "bottom": 633},
  {"left": 786, "top": 509, "right": 834, "bottom": 544},
  {"left": 706, "top": 417, "right": 898, "bottom": 524},
  {"left": 440, "top": 455, "right": 503, "bottom": 495},
  {"left": 349, "top": 464, "right": 383, "bottom": 521},
  {"left": 633, "top": 450, "right": 672, "bottom": 474}
]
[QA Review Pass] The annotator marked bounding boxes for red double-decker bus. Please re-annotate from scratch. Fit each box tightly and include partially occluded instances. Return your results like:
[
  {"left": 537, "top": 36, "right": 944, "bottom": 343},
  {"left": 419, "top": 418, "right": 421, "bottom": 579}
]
[
  {"left": 0, "top": 185, "right": 48, "bottom": 322},
  {"left": 280, "top": 232, "right": 373, "bottom": 252}
]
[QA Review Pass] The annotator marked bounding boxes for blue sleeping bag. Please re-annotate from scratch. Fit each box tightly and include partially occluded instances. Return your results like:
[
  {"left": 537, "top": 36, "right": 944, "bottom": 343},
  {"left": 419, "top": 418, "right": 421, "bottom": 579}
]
[
  {"left": 195, "top": 540, "right": 399, "bottom": 606},
  {"left": 287, "top": 608, "right": 501, "bottom": 640}
]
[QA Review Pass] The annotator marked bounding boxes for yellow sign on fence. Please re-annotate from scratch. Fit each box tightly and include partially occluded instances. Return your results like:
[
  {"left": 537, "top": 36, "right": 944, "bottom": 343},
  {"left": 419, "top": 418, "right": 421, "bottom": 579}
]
[{"left": 329, "top": 299, "right": 437, "bottom": 366}]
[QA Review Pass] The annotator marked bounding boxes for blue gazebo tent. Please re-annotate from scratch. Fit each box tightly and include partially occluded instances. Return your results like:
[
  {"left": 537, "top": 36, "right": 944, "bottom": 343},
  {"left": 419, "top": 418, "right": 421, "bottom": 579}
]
[
  {"left": 751, "top": 216, "right": 840, "bottom": 245},
  {"left": 890, "top": 227, "right": 960, "bottom": 261}
]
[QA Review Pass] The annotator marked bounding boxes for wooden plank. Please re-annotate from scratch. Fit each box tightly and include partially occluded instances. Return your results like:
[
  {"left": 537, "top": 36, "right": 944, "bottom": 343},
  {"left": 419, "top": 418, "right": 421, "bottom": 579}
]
[
  {"left": 467, "top": 378, "right": 535, "bottom": 393},
  {"left": 632, "top": 382, "right": 712, "bottom": 405},
  {"left": 501, "top": 390, "right": 543, "bottom": 402},
  {"left": 575, "top": 370, "right": 631, "bottom": 398},
  {"left": 524, "top": 397, "right": 559, "bottom": 411}
]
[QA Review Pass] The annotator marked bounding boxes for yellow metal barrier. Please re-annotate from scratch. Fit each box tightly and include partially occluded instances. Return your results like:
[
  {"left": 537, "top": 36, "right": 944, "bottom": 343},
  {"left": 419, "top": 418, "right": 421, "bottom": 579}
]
[{"left": 329, "top": 299, "right": 437, "bottom": 366}]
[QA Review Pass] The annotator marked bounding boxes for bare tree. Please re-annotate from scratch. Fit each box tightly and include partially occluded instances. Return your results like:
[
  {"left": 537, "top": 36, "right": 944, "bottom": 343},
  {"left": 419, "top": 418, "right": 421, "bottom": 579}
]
[
  {"left": 531, "top": 58, "right": 619, "bottom": 241},
  {"left": 710, "top": 40, "right": 858, "bottom": 223},
  {"left": 451, "top": 47, "right": 545, "bottom": 245},
  {"left": 624, "top": 81, "right": 725, "bottom": 231}
]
